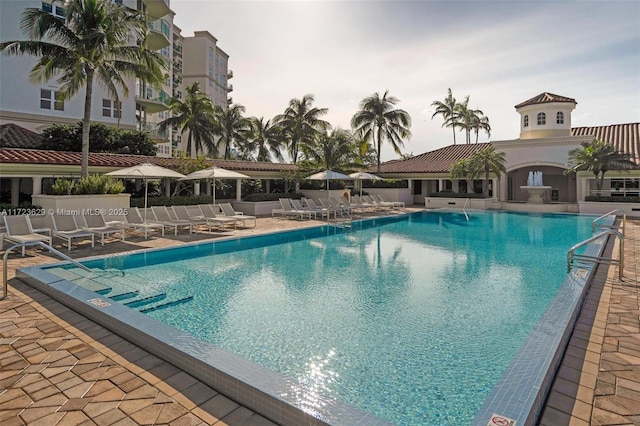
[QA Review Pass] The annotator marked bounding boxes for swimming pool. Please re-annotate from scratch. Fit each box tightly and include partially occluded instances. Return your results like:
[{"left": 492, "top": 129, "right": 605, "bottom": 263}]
[{"left": 21, "top": 210, "right": 603, "bottom": 425}]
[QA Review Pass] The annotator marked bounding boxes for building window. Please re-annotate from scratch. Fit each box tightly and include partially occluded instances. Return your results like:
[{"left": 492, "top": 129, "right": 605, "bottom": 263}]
[
  {"left": 523, "top": 115, "right": 529, "bottom": 127},
  {"left": 102, "top": 99, "right": 122, "bottom": 118},
  {"left": 537, "top": 112, "right": 546, "bottom": 125},
  {"left": 42, "top": 2, "right": 65, "bottom": 18},
  {"left": 556, "top": 111, "right": 564, "bottom": 124},
  {"left": 40, "top": 89, "right": 64, "bottom": 111}
]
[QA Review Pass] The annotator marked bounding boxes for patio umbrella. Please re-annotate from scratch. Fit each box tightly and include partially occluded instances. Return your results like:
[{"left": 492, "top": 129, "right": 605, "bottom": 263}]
[
  {"left": 349, "top": 171, "right": 383, "bottom": 197},
  {"left": 180, "top": 166, "right": 250, "bottom": 207},
  {"left": 306, "top": 170, "right": 354, "bottom": 197},
  {"left": 106, "top": 163, "right": 186, "bottom": 221}
]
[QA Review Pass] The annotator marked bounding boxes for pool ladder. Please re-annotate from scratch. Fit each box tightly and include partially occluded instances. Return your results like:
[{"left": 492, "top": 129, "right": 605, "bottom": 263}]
[{"left": 568, "top": 211, "right": 625, "bottom": 280}]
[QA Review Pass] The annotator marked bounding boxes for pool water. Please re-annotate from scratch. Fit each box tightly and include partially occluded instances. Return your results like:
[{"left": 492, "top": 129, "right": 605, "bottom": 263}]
[{"left": 80, "top": 211, "right": 594, "bottom": 425}]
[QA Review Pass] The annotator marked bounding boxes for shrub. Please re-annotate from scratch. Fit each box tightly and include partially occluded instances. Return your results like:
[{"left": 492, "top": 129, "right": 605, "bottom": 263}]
[
  {"left": 427, "top": 192, "right": 486, "bottom": 198},
  {"left": 242, "top": 193, "right": 304, "bottom": 202},
  {"left": 130, "top": 194, "right": 215, "bottom": 207},
  {"left": 50, "top": 175, "right": 124, "bottom": 195},
  {"left": 585, "top": 195, "right": 640, "bottom": 203},
  {"left": 365, "top": 179, "right": 408, "bottom": 188}
]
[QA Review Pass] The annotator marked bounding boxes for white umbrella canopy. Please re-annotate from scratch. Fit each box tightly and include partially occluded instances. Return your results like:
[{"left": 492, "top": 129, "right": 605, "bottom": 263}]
[
  {"left": 306, "top": 170, "right": 354, "bottom": 195},
  {"left": 180, "top": 166, "right": 250, "bottom": 206},
  {"left": 106, "top": 163, "right": 186, "bottom": 220},
  {"left": 349, "top": 171, "right": 383, "bottom": 197}
]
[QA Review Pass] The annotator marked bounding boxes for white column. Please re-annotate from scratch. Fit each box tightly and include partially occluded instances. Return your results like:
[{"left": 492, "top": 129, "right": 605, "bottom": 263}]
[
  {"left": 194, "top": 182, "right": 200, "bottom": 195},
  {"left": 453, "top": 180, "right": 460, "bottom": 192},
  {"left": 164, "top": 179, "right": 171, "bottom": 197},
  {"left": 11, "top": 178, "right": 20, "bottom": 206},
  {"left": 438, "top": 179, "right": 444, "bottom": 192},
  {"left": 32, "top": 176, "right": 43, "bottom": 195},
  {"left": 235, "top": 178, "right": 242, "bottom": 201},
  {"left": 206, "top": 181, "right": 212, "bottom": 196}
]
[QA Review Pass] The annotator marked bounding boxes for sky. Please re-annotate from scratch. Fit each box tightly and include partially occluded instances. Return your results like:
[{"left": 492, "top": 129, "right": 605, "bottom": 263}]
[{"left": 171, "top": 0, "right": 640, "bottom": 162}]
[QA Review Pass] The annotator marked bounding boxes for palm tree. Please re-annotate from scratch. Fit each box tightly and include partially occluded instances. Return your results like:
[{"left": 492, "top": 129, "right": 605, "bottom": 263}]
[
  {"left": 351, "top": 90, "right": 412, "bottom": 172},
  {"left": 274, "top": 94, "right": 329, "bottom": 164},
  {"left": 468, "top": 146, "right": 506, "bottom": 197},
  {"left": 159, "top": 82, "right": 215, "bottom": 157},
  {"left": 565, "top": 139, "right": 637, "bottom": 192},
  {"left": 449, "top": 158, "right": 475, "bottom": 193},
  {"left": 455, "top": 96, "right": 484, "bottom": 144},
  {"left": 431, "top": 88, "right": 460, "bottom": 145},
  {"left": 212, "top": 104, "right": 251, "bottom": 160},
  {"left": 0, "top": 0, "right": 165, "bottom": 177},
  {"left": 471, "top": 113, "right": 491, "bottom": 143},
  {"left": 301, "top": 127, "right": 359, "bottom": 171},
  {"left": 248, "top": 117, "right": 284, "bottom": 162}
]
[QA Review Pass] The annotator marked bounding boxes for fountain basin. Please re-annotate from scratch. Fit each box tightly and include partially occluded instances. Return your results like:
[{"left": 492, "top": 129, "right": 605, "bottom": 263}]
[{"left": 520, "top": 186, "right": 552, "bottom": 204}]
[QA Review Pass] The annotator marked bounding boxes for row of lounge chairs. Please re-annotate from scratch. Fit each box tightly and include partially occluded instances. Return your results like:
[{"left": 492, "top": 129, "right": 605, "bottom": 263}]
[
  {"left": 272, "top": 195, "right": 404, "bottom": 220},
  {"left": 1, "top": 203, "right": 256, "bottom": 254}
]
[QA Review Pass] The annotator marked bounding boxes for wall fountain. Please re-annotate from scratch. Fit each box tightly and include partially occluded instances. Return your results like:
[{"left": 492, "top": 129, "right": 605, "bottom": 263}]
[{"left": 520, "top": 171, "right": 551, "bottom": 204}]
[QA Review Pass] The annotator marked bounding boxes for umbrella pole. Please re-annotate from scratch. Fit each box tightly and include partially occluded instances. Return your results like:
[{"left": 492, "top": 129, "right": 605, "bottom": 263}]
[
  {"left": 144, "top": 178, "right": 148, "bottom": 222},
  {"left": 213, "top": 177, "right": 216, "bottom": 209},
  {"left": 360, "top": 179, "right": 363, "bottom": 198}
]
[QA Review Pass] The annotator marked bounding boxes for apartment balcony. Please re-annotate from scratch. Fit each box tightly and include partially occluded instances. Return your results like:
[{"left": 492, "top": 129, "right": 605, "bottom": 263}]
[
  {"left": 146, "top": 19, "right": 171, "bottom": 51},
  {"left": 172, "top": 75, "right": 182, "bottom": 86},
  {"left": 227, "top": 70, "right": 233, "bottom": 79},
  {"left": 227, "top": 97, "right": 232, "bottom": 105},
  {"left": 226, "top": 84, "right": 233, "bottom": 93},
  {"left": 142, "top": 124, "right": 169, "bottom": 142},
  {"left": 173, "top": 43, "right": 182, "bottom": 55},
  {"left": 135, "top": 87, "right": 170, "bottom": 114},
  {"left": 143, "top": 0, "right": 173, "bottom": 20},
  {"left": 173, "top": 60, "right": 182, "bottom": 72}
]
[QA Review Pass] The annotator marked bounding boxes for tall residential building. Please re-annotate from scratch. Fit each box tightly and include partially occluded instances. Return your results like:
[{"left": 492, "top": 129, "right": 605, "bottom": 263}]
[
  {"left": 0, "top": 0, "right": 231, "bottom": 158},
  {"left": 182, "top": 31, "right": 233, "bottom": 109}
]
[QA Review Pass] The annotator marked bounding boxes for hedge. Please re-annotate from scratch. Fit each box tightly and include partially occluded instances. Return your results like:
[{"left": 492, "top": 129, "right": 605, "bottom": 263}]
[{"left": 584, "top": 196, "right": 640, "bottom": 203}]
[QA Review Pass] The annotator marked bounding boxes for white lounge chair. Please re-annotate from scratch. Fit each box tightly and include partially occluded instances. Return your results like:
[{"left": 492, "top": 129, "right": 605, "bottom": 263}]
[
  {"left": 198, "top": 204, "right": 238, "bottom": 230},
  {"left": 275, "top": 198, "right": 311, "bottom": 220},
  {"left": 151, "top": 206, "right": 194, "bottom": 233},
  {"left": 50, "top": 214, "right": 95, "bottom": 251},
  {"left": 81, "top": 212, "right": 126, "bottom": 245},
  {"left": 2, "top": 214, "right": 52, "bottom": 256},
  {"left": 219, "top": 203, "right": 256, "bottom": 228},
  {"left": 291, "top": 199, "right": 323, "bottom": 220},
  {"left": 122, "top": 207, "right": 168, "bottom": 238}
]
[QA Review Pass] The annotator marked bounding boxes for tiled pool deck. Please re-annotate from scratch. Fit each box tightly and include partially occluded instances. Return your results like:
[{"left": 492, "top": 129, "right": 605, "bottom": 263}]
[{"left": 0, "top": 210, "right": 638, "bottom": 425}]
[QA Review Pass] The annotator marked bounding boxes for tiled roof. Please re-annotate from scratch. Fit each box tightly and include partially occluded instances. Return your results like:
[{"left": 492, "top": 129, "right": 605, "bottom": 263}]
[
  {"left": 0, "top": 124, "right": 44, "bottom": 149},
  {"left": 572, "top": 123, "right": 640, "bottom": 165},
  {"left": 378, "top": 123, "right": 639, "bottom": 174},
  {"left": 514, "top": 92, "right": 577, "bottom": 109},
  {"left": 377, "top": 143, "right": 490, "bottom": 174},
  {"left": 0, "top": 148, "right": 297, "bottom": 173}
]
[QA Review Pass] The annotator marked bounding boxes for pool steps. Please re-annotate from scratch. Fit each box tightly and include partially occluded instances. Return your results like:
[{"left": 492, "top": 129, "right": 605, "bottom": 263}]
[
  {"left": 124, "top": 293, "right": 167, "bottom": 308},
  {"left": 46, "top": 266, "right": 193, "bottom": 313}
]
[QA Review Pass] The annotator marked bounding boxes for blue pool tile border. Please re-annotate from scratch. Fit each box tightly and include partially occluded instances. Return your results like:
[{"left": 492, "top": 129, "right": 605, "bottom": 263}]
[{"left": 471, "top": 214, "right": 615, "bottom": 426}]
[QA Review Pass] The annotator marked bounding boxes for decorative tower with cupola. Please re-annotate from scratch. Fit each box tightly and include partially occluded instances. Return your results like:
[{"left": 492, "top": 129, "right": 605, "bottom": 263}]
[{"left": 515, "top": 92, "right": 577, "bottom": 139}]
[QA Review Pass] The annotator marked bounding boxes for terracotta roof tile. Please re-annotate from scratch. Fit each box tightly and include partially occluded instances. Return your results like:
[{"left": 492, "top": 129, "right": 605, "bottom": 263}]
[
  {"left": 514, "top": 92, "right": 577, "bottom": 109},
  {"left": 571, "top": 123, "right": 640, "bottom": 165},
  {"left": 377, "top": 143, "right": 490, "bottom": 174},
  {"left": 0, "top": 124, "right": 44, "bottom": 149},
  {"left": 0, "top": 148, "right": 297, "bottom": 173},
  {"left": 378, "top": 123, "right": 639, "bottom": 174}
]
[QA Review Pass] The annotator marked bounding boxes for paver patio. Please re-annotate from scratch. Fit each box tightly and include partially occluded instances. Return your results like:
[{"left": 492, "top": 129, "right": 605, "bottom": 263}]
[{"left": 0, "top": 210, "right": 638, "bottom": 425}]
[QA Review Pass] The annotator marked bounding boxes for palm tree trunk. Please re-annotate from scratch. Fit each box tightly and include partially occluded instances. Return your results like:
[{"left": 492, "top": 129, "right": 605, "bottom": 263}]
[
  {"left": 452, "top": 126, "right": 456, "bottom": 145},
  {"left": 81, "top": 72, "right": 94, "bottom": 178},
  {"left": 376, "top": 126, "right": 382, "bottom": 173},
  {"left": 187, "top": 132, "right": 193, "bottom": 158}
]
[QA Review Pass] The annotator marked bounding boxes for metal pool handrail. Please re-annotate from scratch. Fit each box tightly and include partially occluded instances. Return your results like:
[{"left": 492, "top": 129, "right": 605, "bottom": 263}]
[
  {"left": 567, "top": 229, "right": 624, "bottom": 280},
  {"left": 2, "top": 241, "right": 122, "bottom": 300},
  {"left": 592, "top": 209, "right": 626, "bottom": 234},
  {"left": 463, "top": 198, "right": 470, "bottom": 221}
]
